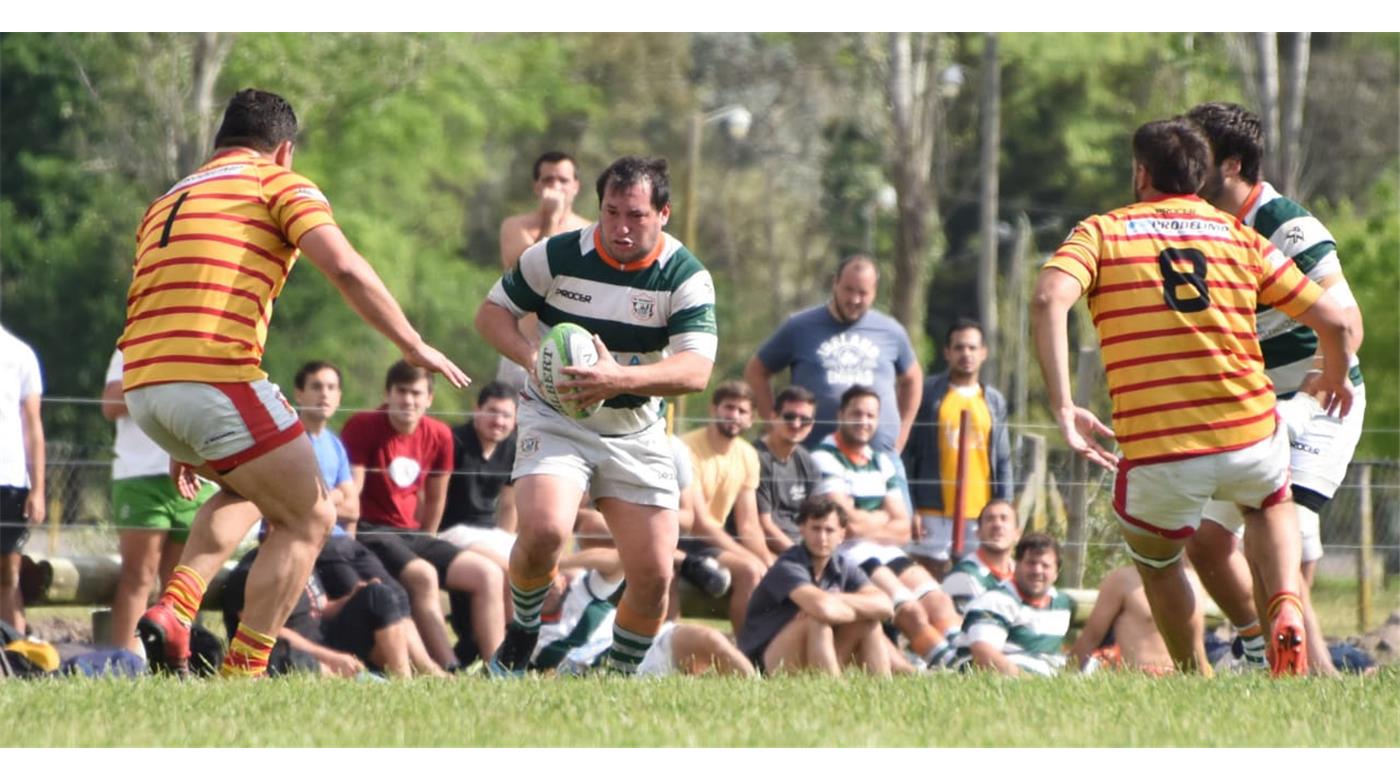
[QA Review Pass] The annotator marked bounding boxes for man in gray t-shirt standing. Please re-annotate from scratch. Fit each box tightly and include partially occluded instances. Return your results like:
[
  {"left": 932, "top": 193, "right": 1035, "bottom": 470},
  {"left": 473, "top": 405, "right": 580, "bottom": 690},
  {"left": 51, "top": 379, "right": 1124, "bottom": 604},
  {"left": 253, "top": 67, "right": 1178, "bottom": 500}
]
[
  {"left": 745, "top": 255, "right": 922, "bottom": 514},
  {"left": 745, "top": 255, "right": 922, "bottom": 457}
]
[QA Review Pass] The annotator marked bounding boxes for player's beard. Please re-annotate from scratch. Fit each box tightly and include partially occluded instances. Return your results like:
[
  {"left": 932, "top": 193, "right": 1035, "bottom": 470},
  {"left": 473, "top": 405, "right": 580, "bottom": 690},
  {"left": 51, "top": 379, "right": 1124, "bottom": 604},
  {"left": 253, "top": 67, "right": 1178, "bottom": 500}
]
[
  {"left": 1198, "top": 166, "right": 1225, "bottom": 205},
  {"left": 716, "top": 420, "right": 745, "bottom": 439}
]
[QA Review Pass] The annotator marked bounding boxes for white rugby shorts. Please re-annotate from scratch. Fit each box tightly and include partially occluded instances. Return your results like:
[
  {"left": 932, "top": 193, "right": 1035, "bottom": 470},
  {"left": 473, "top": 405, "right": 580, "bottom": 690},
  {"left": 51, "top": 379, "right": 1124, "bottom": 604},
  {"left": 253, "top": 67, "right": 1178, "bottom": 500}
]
[
  {"left": 1203, "top": 384, "right": 1365, "bottom": 562},
  {"left": 437, "top": 524, "right": 517, "bottom": 561},
  {"left": 1114, "top": 423, "right": 1291, "bottom": 540},
  {"left": 125, "top": 379, "right": 303, "bottom": 473},
  {"left": 513, "top": 395, "right": 678, "bottom": 510}
]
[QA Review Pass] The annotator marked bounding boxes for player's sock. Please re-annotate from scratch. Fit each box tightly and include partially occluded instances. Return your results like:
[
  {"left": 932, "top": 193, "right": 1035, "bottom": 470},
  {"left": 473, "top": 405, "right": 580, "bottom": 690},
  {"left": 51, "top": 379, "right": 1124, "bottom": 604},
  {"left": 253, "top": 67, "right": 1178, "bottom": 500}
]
[
  {"left": 910, "top": 626, "right": 949, "bottom": 666},
  {"left": 158, "top": 565, "right": 207, "bottom": 627},
  {"left": 221, "top": 622, "right": 276, "bottom": 678},
  {"left": 509, "top": 568, "right": 558, "bottom": 631},
  {"left": 605, "top": 601, "right": 663, "bottom": 675},
  {"left": 1236, "top": 621, "right": 1267, "bottom": 669}
]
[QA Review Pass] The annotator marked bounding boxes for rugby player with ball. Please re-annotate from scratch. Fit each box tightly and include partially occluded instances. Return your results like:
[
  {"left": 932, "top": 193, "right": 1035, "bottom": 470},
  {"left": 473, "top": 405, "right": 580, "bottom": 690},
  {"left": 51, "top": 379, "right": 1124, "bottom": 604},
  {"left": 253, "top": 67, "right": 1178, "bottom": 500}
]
[{"left": 475, "top": 156, "right": 718, "bottom": 676}]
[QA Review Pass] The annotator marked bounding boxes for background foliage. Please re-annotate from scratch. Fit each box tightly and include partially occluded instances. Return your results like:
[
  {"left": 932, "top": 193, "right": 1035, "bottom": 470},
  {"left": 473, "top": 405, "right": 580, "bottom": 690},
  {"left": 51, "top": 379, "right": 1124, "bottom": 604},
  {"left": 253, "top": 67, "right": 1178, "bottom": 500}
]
[{"left": 1, "top": 32, "right": 1395, "bottom": 458}]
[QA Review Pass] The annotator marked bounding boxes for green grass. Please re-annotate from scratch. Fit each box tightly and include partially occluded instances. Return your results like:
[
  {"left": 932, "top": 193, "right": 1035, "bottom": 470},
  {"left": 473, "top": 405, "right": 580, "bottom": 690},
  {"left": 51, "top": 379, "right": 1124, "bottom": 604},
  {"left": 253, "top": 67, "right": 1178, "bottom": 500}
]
[{"left": 2, "top": 671, "right": 1398, "bottom": 747}]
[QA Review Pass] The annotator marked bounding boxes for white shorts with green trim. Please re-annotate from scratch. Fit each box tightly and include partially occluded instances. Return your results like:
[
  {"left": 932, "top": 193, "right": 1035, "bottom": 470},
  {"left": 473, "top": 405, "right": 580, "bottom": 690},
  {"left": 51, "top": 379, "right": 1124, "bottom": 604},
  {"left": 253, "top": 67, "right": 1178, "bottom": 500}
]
[{"left": 513, "top": 396, "right": 678, "bottom": 510}]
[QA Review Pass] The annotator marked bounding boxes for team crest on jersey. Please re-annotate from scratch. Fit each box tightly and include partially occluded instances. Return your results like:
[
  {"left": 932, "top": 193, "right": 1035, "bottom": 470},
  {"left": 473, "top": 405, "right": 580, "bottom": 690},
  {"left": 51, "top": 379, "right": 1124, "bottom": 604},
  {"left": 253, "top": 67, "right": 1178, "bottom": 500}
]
[
  {"left": 1284, "top": 225, "right": 1306, "bottom": 251},
  {"left": 519, "top": 436, "right": 540, "bottom": 457},
  {"left": 630, "top": 293, "right": 657, "bottom": 323}
]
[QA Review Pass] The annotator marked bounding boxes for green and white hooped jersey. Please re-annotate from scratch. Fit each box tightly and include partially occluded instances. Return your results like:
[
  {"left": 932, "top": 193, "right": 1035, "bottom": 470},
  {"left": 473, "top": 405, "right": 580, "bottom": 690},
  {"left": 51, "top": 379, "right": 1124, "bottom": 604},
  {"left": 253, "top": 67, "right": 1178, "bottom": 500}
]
[
  {"left": 488, "top": 225, "right": 718, "bottom": 435},
  {"left": 1242, "top": 182, "right": 1361, "bottom": 397},
  {"left": 811, "top": 434, "right": 903, "bottom": 512},
  {"left": 953, "top": 581, "right": 1072, "bottom": 671},
  {"left": 942, "top": 554, "right": 1010, "bottom": 614}
]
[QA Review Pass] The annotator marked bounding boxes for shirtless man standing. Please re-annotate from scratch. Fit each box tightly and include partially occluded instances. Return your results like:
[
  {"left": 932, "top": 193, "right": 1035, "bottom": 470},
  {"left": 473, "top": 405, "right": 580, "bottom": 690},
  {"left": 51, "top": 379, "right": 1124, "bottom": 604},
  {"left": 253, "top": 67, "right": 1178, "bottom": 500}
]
[{"left": 495, "top": 152, "right": 592, "bottom": 390}]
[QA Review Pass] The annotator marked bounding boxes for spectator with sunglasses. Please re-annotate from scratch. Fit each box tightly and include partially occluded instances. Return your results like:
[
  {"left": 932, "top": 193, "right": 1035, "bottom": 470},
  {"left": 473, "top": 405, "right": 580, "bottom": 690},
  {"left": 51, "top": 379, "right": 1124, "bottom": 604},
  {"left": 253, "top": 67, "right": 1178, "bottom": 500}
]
[{"left": 755, "top": 385, "right": 823, "bottom": 551}]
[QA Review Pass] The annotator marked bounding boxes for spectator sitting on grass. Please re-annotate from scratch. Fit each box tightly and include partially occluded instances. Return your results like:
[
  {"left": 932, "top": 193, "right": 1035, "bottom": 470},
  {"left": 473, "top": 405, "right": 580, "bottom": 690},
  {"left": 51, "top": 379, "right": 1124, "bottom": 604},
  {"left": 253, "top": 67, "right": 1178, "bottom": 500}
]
[
  {"left": 812, "top": 385, "right": 962, "bottom": 669},
  {"left": 222, "top": 534, "right": 448, "bottom": 678},
  {"left": 941, "top": 499, "right": 1020, "bottom": 614},
  {"left": 737, "top": 496, "right": 893, "bottom": 677},
  {"left": 947, "top": 532, "right": 1071, "bottom": 677},
  {"left": 531, "top": 546, "right": 753, "bottom": 677}
]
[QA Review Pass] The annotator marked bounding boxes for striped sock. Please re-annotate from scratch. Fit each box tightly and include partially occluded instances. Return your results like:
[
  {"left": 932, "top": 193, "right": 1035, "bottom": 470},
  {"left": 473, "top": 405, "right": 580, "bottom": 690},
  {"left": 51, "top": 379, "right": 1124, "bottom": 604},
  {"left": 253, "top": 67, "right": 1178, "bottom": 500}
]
[
  {"left": 910, "top": 626, "right": 947, "bottom": 663},
  {"left": 606, "top": 601, "right": 663, "bottom": 675},
  {"left": 159, "top": 565, "right": 207, "bottom": 627},
  {"left": 221, "top": 622, "right": 276, "bottom": 678},
  {"left": 509, "top": 568, "right": 557, "bottom": 632},
  {"left": 1236, "top": 621, "right": 1267, "bottom": 669}
]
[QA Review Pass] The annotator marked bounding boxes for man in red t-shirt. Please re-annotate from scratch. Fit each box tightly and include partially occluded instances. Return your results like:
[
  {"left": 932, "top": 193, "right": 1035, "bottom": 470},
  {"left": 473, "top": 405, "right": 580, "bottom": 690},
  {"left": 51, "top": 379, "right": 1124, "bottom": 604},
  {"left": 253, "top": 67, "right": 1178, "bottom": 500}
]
[{"left": 343, "top": 361, "right": 506, "bottom": 668}]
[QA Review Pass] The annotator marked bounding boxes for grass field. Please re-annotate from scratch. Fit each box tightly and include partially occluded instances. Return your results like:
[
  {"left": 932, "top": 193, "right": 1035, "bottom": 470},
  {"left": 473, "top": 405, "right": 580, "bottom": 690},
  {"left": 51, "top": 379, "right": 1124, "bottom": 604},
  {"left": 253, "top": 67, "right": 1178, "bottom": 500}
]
[{"left": 3, "top": 670, "right": 1398, "bottom": 748}]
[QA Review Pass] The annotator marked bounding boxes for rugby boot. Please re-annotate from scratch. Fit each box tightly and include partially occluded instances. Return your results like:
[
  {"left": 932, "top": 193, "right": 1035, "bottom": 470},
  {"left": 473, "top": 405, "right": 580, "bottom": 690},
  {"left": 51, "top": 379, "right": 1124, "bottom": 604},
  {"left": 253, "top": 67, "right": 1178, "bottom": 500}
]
[
  {"left": 486, "top": 623, "right": 538, "bottom": 678},
  {"left": 1266, "top": 592, "right": 1308, "bottom": 677},
  {"left": 137, "top": 603, "right": 191, "bottom": 677},
  {"left": 678, "top": 551, "right": 732, "bottom": 598}
]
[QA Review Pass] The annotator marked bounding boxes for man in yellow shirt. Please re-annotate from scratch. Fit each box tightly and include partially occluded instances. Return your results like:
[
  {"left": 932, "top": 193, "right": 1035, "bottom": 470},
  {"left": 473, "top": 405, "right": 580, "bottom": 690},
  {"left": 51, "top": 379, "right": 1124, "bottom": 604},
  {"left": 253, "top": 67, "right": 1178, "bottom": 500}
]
[
  {"left": 681, "top": 381, "right": 769, "bottom": 633},
  {"left": 904, "top": 319, "right": 1012, "bottom": 576}
]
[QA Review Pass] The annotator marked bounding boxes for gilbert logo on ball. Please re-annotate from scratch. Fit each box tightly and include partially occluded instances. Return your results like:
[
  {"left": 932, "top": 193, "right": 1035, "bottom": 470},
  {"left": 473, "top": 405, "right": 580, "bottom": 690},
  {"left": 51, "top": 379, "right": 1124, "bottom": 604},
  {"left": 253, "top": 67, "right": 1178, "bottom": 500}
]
[{"left": 535, "top": 322, "right": 604, "bottom": 419}]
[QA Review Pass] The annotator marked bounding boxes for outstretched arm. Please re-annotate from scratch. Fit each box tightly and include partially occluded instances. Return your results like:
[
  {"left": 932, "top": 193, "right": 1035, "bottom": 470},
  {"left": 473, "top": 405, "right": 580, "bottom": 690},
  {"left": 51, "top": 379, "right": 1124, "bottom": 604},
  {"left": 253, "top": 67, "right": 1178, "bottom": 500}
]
[
  {"left": 300, "top": 225, "right": 469, "bottom": 389},
  {"left": 1031, "top": 267, "right": 1117, "bottom": 470}
]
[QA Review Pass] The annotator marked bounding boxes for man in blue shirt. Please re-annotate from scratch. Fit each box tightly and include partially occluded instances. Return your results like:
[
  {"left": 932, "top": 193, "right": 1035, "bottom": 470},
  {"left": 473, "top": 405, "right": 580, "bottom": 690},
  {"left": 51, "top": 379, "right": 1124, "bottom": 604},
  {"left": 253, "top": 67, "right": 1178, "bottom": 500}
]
[
  {"left": 744, "top": 255, "right": 922, "bottom": 511},
  {"left": 293, "top": 361, "right": 359, "bottom": 534}
]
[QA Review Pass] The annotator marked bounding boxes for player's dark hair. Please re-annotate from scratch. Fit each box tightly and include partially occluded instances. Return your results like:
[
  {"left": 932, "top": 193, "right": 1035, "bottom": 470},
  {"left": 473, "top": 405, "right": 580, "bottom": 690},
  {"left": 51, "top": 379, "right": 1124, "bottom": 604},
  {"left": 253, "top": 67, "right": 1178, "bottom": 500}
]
[
  {"left": 945, "top": 317, "right": 985, "bottom": 347},
  {"left": 1015, "top": 532, "right": 1061, "bottom": 565},
  {"left": 774, "top": 384, "right": 816, "bottom": 412},
  {"left": 832, "top": 254, "right": 878, "bottom": 286},
  {"left": 1132, "top": 118, "right": 1213, "bottom": 196},
  {"left": 1186, "top": 102, "right": 1264, "bottom": 185},
  {"left": 294, "top": 360, "right": 342, "bottom": 390},
  {"left": 978, "top": 498, "right": 1017, "bottom": 522},
  {"left": 596, "top": 156, "right": 670, "bottom": 210},
  {"left": 476, "top": 381, "right": 516, "bottom": 407},
  {"left": 533, "top": 151, "right": 578, "bottom": 181},
  {"left": 797, "top": 495, "right": 850, "bottom": 529},
  {"left": 213, "top": 89, "right": 298, "bottom": 153},
  {"left": 839, "top": 384, "right": 880, "bottom": 411},
  {"left": 384, "top": 359, "right": 433, "bottom": 392},
  {"left": 711, "top": 380, "right": 754, "bottom": 408}
]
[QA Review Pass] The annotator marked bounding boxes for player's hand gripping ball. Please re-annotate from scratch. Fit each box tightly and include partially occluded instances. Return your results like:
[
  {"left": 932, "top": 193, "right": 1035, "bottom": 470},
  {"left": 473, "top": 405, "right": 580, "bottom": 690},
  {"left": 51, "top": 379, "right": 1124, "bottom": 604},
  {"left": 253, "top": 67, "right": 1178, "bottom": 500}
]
[{"left": 535, "top": 322, "right": 605, "bottom": 419}]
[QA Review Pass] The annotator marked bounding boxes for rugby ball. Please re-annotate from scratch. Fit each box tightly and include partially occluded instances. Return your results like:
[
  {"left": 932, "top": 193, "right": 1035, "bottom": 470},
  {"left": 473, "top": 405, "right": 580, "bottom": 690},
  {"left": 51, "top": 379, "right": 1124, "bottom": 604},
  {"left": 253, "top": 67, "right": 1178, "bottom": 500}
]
[{"left": 535, "top": 322, "right": 604, "bottom": 419}]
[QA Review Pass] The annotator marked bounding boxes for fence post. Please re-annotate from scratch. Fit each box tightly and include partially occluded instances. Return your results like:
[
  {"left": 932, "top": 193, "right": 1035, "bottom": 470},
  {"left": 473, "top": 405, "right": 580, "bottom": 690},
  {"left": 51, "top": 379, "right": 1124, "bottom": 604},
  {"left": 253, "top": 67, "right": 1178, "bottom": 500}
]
[
  {"left": 1357, "top": 462, "right": 1373, "bottom": 633},
  {"left": 951, "top": 409, "right": 971, "bottom": 558},
  {"left": 1015, "top": 433, "right": 1047, "bottom": 532}
]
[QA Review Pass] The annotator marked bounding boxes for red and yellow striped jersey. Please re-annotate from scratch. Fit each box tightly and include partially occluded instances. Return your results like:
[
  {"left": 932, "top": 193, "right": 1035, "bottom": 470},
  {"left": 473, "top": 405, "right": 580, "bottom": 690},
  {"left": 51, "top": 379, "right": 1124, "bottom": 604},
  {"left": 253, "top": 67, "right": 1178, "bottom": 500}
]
[
  {"left": 120, "top": 148, "right": 337, "bottom": 391},
  {"left": 1045, "top": 194, "right": 1322, "bottom": 461}
]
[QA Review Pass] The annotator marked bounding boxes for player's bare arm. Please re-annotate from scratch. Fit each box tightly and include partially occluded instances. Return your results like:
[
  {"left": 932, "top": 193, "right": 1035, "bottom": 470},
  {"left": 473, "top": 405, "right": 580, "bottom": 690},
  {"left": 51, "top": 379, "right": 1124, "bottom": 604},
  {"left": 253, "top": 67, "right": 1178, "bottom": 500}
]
[
  {"left": 1068, "top": 568, "right": 1127, "bottom": 670},
  {"left": 1031, "top": 267, "right": 1118, "bottom": 470},
  {"left": 416, "top": 473, "right": 450, "bottom": 536},
  {"left": 475, "top": 300, "right": 537, "bottom": 372},
  {"left": 559, "top": 336, "right": 712, "bottom": 407},
  {"left": 790, "top": 584, "right": 858, "bottom": 625},
  {"left": 20, "top": 393, "right": 45, "bottom": 524},
  {"left": 894, "top": 363, "right": 923, "bottom": 453},
  {"left": 839, "top": 584, "right": 895, "bottom": 622},
  {"left": 969, "top": 640, "right": 1019, "bottom": 676},
  {"left": 1289, "top": 291, "right": 1356, "bottom": 418},
  {"left": 742, "top": 356, "right": 777, "bottom": 427},
  {"left": 822, "top": 490, "right": 887, "bottom": 539},
  {"left": 299, "top": 224, "right": 469, "bottom": 389}
]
